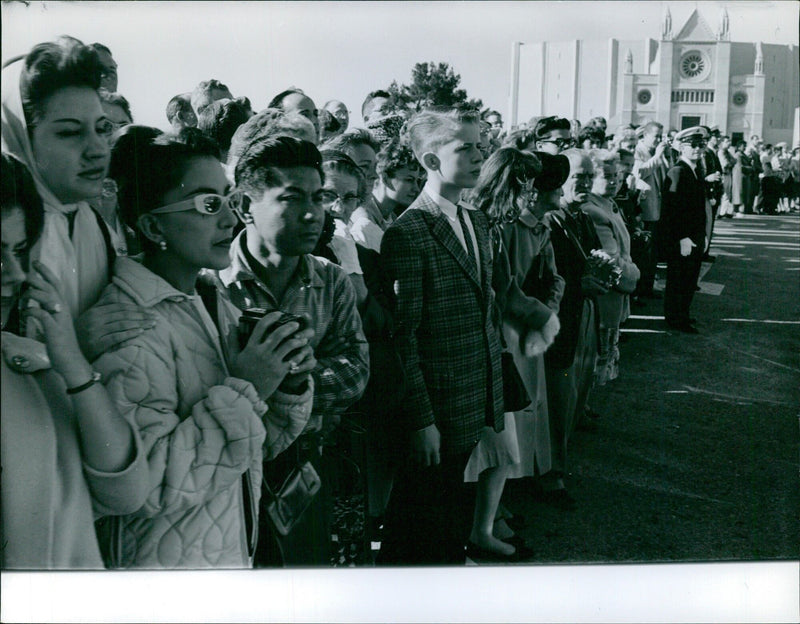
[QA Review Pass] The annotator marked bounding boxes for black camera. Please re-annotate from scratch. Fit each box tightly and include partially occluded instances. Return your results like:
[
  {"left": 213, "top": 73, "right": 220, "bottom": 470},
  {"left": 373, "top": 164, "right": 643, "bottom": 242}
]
[{"left": 238, "top": 308, "right": 308, "bottom": 350}]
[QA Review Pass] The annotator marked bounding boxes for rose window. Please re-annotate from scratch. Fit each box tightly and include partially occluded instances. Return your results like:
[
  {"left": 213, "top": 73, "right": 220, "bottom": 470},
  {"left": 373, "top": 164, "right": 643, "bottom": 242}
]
[{"left": 679, "top": 51, "right": 711, "bottom": 81}]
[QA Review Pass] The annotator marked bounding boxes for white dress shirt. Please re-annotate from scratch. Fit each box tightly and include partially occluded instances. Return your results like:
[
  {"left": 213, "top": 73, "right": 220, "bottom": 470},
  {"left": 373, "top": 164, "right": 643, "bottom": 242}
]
[{"left": 422, "top": 184, "right": 481, "bottom": 280}]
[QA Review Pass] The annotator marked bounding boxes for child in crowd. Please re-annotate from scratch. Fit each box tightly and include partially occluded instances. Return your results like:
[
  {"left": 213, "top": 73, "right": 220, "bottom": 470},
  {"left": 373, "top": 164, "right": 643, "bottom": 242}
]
[
  {"left": 350, "top": 138, "right": 423, "bottom": 253},
  {"left": 377, "top": 107, "right": 505, "bottom": 565}
]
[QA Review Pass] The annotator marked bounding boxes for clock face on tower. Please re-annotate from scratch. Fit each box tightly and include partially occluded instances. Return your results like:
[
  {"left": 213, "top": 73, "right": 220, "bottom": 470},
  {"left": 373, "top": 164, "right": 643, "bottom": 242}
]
[{"left": 680, "top": 50, "right": 711, "bottom": 82}]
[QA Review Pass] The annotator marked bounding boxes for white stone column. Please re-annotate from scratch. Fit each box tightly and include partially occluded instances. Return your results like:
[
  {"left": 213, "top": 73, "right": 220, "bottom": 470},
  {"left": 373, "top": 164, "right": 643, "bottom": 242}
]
[
  {"left": 713, "top": 41, "right": 731, "bottom": 134},
  {"left": 656, "top": 40, "right": 674, "bottom": 129}
]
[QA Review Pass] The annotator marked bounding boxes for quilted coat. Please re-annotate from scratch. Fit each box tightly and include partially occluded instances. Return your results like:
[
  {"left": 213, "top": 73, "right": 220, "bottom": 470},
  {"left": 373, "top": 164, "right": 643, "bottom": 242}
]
[{"left": 89, "top": 257, "right": 313, "bottom": 569}]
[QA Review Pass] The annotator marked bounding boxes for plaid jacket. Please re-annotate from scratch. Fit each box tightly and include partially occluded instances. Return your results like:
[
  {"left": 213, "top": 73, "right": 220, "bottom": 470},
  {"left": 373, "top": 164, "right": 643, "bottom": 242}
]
[{"left": 380, "top": 191, "right": 504, "bottom": 456}]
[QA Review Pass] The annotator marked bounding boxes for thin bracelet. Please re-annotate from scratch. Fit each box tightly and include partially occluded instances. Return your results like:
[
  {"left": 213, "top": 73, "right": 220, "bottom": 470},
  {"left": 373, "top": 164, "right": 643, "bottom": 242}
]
[{"left": 66, "top": 371, "right": 102, "bottom": 395}]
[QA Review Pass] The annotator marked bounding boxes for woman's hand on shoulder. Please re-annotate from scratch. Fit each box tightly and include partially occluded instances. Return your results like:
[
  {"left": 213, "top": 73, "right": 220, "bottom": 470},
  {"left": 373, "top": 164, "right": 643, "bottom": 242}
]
[{"left": 76, "top": 299, "right": 157, "bottom": 362}]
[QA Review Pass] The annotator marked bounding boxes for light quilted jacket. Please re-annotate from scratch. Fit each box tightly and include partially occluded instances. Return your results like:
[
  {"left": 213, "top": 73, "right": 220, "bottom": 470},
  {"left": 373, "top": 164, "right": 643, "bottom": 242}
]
[{"left": 90, "top": 257, "right": 313, "bottom": 569}]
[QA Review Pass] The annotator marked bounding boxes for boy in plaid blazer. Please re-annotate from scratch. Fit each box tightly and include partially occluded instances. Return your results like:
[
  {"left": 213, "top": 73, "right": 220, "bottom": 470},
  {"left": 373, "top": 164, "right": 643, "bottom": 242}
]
[{"left": 377, "top": 107, "right": 504, "bottom": 565}]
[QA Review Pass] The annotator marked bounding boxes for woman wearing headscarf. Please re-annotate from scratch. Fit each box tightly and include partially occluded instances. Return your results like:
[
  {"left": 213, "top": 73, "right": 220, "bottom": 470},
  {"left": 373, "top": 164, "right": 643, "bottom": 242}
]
[
  {"left": 1, "top": 38, "right": 113, "bottom": 318},
  {"left": 2, "top": 37, "right": 156, "bottom": 361}
]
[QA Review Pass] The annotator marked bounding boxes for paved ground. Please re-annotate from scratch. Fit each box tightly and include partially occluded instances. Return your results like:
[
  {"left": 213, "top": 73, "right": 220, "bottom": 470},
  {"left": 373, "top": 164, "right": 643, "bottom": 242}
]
[{"left": 500, "top": 213, "right": 800, "bottom": 564}]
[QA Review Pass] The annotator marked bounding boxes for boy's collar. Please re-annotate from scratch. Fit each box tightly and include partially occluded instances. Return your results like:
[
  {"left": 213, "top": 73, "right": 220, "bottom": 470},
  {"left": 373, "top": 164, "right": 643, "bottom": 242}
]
[
  {"left": 219, "top": 230, "right": 318, "bottom": 289},
  {"left": 423, "top": 182, "right": 475, "bottom": 214}
]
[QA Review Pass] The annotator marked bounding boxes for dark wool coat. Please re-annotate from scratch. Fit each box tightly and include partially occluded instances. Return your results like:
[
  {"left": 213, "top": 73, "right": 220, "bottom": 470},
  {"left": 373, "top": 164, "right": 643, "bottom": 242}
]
[
  {"left": 544, "top": 207, "right": 602, "bottom": 369},
  {"left": 660, "top": 160, "right": 708, "bottom": 256}
]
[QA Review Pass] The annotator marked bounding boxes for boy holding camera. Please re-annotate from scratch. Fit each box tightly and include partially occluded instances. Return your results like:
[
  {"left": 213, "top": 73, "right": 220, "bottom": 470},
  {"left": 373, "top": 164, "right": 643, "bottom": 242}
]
[{"left": 219, "top": 136, "right": 369, "bottom": 565}]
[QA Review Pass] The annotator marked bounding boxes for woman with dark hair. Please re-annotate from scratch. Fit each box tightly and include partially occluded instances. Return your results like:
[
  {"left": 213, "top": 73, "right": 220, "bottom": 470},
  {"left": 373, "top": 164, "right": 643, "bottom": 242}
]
[
  {"left": 463, "top": 147, "right": 562, "bottom": 561},
  {"left": 1, "top": 37, "right": 114, "bottom": 318},
  {"left": 1, "top": 153, "right": 147, "bottom": 569},
  {"left": 82, "top": 126, "right": 314, "bottom": 568}
]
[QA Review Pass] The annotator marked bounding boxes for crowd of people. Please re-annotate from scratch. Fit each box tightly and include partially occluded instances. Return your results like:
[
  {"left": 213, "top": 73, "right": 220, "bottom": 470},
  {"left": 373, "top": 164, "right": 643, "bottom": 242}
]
[{"left": 2, "top": 37, "right": 799, "bottom": 570}]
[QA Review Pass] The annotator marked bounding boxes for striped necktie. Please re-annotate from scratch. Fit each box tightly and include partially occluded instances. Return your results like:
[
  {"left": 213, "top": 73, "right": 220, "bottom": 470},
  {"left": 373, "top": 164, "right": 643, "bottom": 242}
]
[{"left": 457, "top": 204, "right": 478, "bottom": 272}]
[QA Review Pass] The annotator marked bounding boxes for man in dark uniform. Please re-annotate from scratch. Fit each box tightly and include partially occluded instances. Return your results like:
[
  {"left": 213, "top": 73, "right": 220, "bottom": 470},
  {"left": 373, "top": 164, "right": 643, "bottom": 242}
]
[
  {"left": 661, "top": 126, "right": 709, "bottom": 334},
  {"left": 700, "top": 126, "right": 724, "bottom": 261}
]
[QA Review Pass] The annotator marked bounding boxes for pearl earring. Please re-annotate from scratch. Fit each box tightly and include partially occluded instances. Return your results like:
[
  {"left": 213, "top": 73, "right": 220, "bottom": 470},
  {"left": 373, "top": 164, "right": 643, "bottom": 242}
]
[{"left": 159, "top": 240, "right": 167, "bottom": 251}]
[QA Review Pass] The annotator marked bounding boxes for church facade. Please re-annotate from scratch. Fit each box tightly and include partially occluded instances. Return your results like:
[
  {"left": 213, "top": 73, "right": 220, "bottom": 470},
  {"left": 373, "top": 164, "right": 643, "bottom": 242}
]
[{"left": 513, "top": 8, "right": 799, "bottom": 144}]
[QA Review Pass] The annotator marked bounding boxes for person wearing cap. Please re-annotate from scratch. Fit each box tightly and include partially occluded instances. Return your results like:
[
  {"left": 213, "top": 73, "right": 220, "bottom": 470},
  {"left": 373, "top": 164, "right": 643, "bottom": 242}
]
[
  {"left": 540, "top": 149, "right": 606, "bottom": 509},
  {"left": 661, "top": 126, "right": 708, "bottom": 333},
  {"left": 533, "top": 116, "right": 575, "bottom": 155},
  {"left": 633, "top": 121, "right": 669, "bottom": 299}
]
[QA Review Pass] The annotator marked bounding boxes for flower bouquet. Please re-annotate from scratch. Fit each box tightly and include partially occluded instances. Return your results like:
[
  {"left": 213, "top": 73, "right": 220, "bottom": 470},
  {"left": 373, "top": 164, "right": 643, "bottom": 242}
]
[{"left": 585, "top": 249, "right": 623, "bottom": 289}]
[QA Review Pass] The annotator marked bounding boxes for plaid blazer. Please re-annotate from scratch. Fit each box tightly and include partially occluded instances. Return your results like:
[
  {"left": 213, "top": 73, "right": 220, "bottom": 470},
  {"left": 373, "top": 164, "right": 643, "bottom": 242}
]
[{"left": 380, "top": 191, "right": 504, "bottom": 456}]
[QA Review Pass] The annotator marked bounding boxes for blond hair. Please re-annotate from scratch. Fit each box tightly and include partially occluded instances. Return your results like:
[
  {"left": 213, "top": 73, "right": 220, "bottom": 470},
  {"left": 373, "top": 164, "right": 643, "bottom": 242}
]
[{"left": 405, "top": 107, "right": 480, "bottom": 164}]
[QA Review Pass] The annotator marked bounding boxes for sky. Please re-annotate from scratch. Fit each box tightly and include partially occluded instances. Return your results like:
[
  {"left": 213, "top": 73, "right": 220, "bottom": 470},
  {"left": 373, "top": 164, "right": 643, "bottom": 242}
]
[{"left": 2, "top": 1, "right": 797, "bottom": 131}]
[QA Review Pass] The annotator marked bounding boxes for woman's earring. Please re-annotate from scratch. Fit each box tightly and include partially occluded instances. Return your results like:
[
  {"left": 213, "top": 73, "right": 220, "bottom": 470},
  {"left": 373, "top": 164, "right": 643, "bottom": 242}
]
[{"left": 159, "top": 240, "right": 168, "bottom": 251}]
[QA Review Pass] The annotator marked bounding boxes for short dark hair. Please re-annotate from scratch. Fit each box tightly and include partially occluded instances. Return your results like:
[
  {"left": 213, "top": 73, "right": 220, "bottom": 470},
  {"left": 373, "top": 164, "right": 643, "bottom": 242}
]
[
  {"left": 166, "top": 93, "right": 193, "bottom": 124},
  {"left": 109, "top": 126, "right": 221, "bottom": 248},
  {"left": 376, "top": 138, "right": 421, "bottom": 180},
  {"left": 533, "top": 116, "right": 571, "bottom": 140},
  {"left": 89, "top": 42, "right": 112, "bottom": 56},
  {"left": 197, "top": 98, "right": 251, "bottom": 152},
  {"left": 227, "top": 108, "right": 317, "bottom": 170},
  {"left": 578, "top": 125, "right": 605, "bottom": 147},
  {"left": 19, "top": 37, "right": 104, "bottom": 130},
  {"left": 235, "top": 136, "right": 323, "bottom": 199},
  {"left": 99, "top": 90, "right": 133, "bottom": 123},
  {"left": 361, "top": 89, "right": 391, "bottom": 118},
  {"left": 322, "top": 128, "right": 381, "bottom": 155},
  {"left": 1, "top": 153, "right": 45, "bottom": 246}
]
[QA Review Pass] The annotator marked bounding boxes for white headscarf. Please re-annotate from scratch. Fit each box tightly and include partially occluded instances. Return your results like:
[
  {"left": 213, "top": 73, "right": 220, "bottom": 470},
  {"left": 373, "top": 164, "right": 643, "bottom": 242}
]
[{"left": 1, "top": 58, "right": 109, "bottom": 318}]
